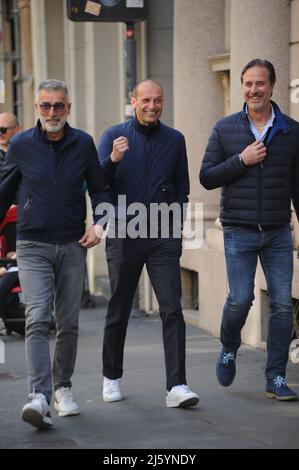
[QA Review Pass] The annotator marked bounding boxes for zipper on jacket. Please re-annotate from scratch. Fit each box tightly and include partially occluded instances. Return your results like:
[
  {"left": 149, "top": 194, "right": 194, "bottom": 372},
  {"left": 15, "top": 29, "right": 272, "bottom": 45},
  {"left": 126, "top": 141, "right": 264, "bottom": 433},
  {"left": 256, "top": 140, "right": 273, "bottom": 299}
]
[
  {"left": 49, "top": 143, "right": 58, "bottom": 186},
  {"left": 21, "top": 194, "right": 32, "bottom": 225},
  {"left": 259, "top": 133, "right": 267, "bottom": 169},
  {"left": 247, "top": 121, "right": 264, "bottom": 224},
  {"left": 258, "top": 164, "right": 263, "bottom": 225},
  {"left": 245, "top": 117, "right": 267, "bottom": 169}
]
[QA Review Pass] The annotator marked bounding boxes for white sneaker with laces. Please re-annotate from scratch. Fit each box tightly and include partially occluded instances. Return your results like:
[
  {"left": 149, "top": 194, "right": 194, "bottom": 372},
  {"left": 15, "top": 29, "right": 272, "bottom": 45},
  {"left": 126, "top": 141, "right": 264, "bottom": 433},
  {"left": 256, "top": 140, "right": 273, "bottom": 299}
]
[
  {"left": 54, "top": 387, "right": 79, "bottom": 417},
  {"left": 166, "top": 384, "right": 199, "bottom": 408},
  {"left": 22, "top": 392, "right": 53, "bottom": 430},
  {"left": 103, "top": 377, "right": 123, "bottom": 402}
]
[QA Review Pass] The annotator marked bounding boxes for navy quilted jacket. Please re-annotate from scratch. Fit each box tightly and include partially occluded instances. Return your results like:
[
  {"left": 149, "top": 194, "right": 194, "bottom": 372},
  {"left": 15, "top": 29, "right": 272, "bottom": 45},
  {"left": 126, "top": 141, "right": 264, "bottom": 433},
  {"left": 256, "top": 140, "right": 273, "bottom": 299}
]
[{"left": 200, "top": 101, "right": 299, "bottom": 226}]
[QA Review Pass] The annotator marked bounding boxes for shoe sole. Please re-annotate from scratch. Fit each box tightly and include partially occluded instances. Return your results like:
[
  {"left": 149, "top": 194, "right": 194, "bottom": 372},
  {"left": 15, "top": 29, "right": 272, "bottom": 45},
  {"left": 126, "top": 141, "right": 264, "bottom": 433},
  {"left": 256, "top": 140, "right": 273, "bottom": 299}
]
[
  {"left": 266, "top": 392, "right": 298, "bottom": 401},
  {"left": 54, "top": 402, "right": 80, "bottom": 417},
  {"left": 216, "top": 378, "right": 234, "bottom": 387},
  {"left": 216, "top": 366, "right": 236, "bottom": 387},
  {"left": 22, "top": 408, "right": 53, "bottom": 430},
  {"left": 166, "top": 396, "right": 199, "bottom": 408},
  {"left": 103, "top": 395, "right": 124, "bottom": 403}
]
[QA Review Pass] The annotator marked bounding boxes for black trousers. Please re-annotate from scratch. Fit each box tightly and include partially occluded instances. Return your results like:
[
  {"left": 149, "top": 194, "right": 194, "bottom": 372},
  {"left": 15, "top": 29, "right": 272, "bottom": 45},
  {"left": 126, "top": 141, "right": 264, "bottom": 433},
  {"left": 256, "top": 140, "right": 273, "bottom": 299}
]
[
  {"left": 0, "top": 271, "right": 19, "bottom": 319},
  {"left": 102, "top": 236, "right": 186, "bottom": 391}
]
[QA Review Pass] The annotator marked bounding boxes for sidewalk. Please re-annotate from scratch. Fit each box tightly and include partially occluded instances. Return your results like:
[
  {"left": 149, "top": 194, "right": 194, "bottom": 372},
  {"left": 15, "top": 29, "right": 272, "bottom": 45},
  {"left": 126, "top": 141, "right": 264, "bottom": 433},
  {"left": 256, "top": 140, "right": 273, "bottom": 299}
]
[{"left": 0, "top": 298, "right": 299, "bottom": 449}]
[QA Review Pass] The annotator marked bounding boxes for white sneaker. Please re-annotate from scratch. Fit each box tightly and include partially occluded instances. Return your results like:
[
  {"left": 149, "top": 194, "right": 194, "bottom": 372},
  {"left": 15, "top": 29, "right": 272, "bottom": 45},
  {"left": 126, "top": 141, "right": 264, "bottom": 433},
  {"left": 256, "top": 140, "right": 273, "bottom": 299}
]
[
  {"left": 54, "top": 387, "right": 79, "bottom": 417},
  {"left": 103, "top": 377, "right": 123, "bottom": 402},
  {"left": 22, "top": 393, "right": 53, "bottom": 430},
  {"left": 166, "top": 384, "right": 199, "bottom": 408}
]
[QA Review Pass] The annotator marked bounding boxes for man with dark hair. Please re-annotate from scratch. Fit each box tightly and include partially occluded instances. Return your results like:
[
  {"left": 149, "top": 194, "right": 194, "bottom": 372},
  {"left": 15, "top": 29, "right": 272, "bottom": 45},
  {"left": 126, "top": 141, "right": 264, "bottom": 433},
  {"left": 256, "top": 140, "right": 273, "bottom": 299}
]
[
  {"left": 200, "top": 59, "right": 299, "bottom": 401},
  {"left": 240, "top": 58, "right": 276, "bottom": 85},
  {"left": 98, "top": 79, "right": 199, "bottom": 408},
  {"left": 0, "top": 79, "right": 106, "bottom": 429}
]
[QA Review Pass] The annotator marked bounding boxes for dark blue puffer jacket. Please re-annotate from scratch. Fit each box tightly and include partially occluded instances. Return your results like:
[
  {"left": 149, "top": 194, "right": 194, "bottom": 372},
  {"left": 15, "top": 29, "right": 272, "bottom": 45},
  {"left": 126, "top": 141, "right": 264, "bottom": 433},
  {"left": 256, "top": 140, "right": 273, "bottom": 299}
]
[{"left": 200, "top": 102, "right": 299, "bottom": 226}]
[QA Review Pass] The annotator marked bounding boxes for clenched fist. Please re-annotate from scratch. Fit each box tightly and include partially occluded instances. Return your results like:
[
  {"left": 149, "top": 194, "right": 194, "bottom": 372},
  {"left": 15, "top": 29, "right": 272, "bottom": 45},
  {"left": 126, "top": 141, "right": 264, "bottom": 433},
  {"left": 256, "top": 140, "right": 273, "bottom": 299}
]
[
  {"left": 110, "top": 136, "right": 129, "bottom": 163},
  {"left": 240, "top": 140, "right": 267, "bottom": 166}
]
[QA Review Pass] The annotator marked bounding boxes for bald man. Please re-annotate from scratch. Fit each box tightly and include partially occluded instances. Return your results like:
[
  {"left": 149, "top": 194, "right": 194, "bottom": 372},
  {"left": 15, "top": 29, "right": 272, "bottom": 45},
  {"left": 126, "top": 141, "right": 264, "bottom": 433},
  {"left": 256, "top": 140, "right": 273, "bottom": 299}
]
[
  {"left": 0, "top": 112, "right": 21, "bottom": 179},
  {"left": 98, "top": 79, "right": 199, "bottom": 408}
]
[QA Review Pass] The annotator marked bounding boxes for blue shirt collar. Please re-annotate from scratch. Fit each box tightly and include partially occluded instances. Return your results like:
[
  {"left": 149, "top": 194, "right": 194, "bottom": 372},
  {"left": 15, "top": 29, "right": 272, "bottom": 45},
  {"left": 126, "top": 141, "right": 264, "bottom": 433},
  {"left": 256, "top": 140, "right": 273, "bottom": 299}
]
[{"left": 247, "top": 104, "right": 274, "bottom": 141}]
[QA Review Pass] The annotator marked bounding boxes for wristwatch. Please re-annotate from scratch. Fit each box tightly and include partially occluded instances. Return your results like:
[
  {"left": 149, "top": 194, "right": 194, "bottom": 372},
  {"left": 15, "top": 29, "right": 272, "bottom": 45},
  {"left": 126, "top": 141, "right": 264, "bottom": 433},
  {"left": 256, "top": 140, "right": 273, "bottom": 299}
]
[{"left": 239, "top": 154, "right": 246, "bottom": 167}]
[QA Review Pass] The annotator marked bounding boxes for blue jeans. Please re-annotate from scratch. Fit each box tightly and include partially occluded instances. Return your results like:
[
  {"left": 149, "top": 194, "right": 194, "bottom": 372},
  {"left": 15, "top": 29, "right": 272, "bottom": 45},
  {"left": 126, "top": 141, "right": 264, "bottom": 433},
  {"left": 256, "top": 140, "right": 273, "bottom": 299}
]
[
  {"left": 221, "top": 225, "right": 293, "bottom": 379},
  {"left": 16, "top": 240, "right": 87, "bottom": 403}
]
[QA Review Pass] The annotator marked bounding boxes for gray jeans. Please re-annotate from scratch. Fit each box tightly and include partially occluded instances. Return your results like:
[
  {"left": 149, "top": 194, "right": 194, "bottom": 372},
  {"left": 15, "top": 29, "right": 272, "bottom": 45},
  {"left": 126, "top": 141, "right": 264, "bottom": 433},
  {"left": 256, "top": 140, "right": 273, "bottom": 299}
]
[{"left": 16, "top": 240, "right": 87, "bottom": 403}]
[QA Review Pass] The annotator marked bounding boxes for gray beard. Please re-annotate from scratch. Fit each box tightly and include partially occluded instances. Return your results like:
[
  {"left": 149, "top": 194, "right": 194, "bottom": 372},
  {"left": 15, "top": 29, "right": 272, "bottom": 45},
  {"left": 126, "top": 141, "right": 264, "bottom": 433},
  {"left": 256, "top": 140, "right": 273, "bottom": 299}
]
[{"left": 43, "top": 117, "right": 67, "bottom": 133}]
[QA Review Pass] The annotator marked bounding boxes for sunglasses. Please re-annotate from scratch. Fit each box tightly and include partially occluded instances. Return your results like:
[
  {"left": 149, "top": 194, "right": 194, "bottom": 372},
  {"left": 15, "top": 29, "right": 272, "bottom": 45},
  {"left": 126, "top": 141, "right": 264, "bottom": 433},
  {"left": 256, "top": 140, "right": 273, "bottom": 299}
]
[
  {"left": 0, "top": 126, "right": 16, "bottom": 136},
  {"left": 39, "top": 102, "right": 67, "bottom": 113}
]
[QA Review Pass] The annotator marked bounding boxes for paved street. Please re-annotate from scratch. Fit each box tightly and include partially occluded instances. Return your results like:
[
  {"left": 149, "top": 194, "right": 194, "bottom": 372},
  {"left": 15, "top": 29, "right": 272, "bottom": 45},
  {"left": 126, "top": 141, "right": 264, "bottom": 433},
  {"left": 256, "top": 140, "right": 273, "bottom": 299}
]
[{"left": 0, "top": 298, "right": 299, "bottom": 449}]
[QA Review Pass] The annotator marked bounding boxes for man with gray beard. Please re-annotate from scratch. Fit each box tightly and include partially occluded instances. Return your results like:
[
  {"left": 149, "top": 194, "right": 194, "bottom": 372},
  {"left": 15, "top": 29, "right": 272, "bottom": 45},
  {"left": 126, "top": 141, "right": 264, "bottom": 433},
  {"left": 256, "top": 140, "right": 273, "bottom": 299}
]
[{"left": 0, "top": 79, "right": 106, "bottom": 429}]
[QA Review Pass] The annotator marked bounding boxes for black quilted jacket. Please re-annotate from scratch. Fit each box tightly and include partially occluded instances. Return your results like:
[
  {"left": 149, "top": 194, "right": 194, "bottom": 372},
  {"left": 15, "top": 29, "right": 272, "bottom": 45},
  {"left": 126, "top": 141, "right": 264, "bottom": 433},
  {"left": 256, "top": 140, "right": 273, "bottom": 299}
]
[{"left": 200, "top": 101, "right": 299, "bottom": 226}]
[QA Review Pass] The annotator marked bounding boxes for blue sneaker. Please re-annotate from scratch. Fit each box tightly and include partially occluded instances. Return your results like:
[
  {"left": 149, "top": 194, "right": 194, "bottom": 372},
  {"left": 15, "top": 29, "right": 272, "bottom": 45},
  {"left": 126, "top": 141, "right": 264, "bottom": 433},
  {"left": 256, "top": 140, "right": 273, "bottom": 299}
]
[
  {"left": 216, "top": 348, "right": 236, "bottom": 387},
  {"left": 266, "top": 376, "right": 298, "bottom": 401}
]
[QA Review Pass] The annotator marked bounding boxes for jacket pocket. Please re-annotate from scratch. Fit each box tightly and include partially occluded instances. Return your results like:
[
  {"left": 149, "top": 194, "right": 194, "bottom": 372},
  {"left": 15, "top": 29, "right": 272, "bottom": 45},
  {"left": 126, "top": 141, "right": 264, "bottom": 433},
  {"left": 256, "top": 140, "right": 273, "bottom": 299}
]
[{"left": 21, "top": 195, "right": 32, "bottom": 226}]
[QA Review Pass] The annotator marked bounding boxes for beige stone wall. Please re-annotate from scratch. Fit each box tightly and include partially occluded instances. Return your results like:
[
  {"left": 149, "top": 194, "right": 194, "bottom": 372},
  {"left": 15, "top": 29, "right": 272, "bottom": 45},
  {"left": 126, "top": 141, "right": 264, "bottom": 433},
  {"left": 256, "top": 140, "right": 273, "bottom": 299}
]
[
  {"left": 18, "top": 0, "right": 34, "bottom": 128},
  {"left": 173, "top": 0, "right": 225, "bottom": 223},
  {"left": 30, "top": 0, "right": 47, "bottom": 90},
  {"left": 230, "top": 0, "right": 290, "bottom": 114}
]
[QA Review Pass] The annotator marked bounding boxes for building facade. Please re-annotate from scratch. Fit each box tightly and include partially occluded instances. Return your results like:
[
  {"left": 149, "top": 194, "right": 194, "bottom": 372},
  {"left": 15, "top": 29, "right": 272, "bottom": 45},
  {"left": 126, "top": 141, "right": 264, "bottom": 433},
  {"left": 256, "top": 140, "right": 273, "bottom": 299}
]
[{"left": 0, "top": 0, "right": 298, "bottom": 349}]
